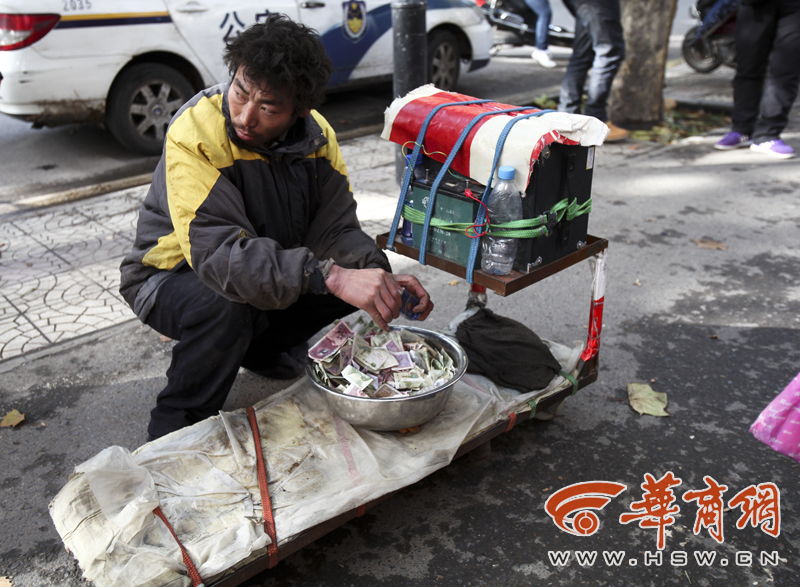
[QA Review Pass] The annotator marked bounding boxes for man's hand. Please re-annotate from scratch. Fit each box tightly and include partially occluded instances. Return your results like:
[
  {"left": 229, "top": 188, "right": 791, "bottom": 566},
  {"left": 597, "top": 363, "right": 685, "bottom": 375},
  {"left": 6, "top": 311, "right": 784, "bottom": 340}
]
[{"left": 325, "top": 266, "right": 433, "bottom": 330}]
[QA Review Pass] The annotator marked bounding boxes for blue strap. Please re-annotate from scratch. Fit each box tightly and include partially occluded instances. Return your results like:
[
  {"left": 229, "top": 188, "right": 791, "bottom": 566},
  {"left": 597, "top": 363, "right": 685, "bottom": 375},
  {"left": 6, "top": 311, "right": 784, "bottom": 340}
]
[
  {"left": 418, "top": 106, "right": 532, "bottom": 264},
  {"left": 464, "top": 109, "right": 555, "bottom": 283},
  {"left": 386, "top": 99, "right": 493, "bottom": 251}
]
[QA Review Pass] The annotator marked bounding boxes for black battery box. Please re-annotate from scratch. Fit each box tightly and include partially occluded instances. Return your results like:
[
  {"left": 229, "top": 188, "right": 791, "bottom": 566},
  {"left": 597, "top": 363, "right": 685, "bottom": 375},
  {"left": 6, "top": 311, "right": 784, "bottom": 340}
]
[{"left": 410, "top": 142, "right": 594, "bottom": 272}]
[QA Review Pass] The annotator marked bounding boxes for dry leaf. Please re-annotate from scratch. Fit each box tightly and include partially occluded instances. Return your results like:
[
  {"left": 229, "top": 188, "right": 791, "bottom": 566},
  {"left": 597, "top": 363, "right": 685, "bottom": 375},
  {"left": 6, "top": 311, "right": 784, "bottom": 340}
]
[
  {"left": 627, "top": 383, "right": 669, "bottom": 417},
  {"left": 1, "top": 409, "right": 25, "bottom": 428},
  {"left": 159, "top": 335, "right": 172, "bottom": 343},
  {"left": 709, "top": 334, "right": 719, "bottom": 339},
  {"left": 0, "top": 576, "right": 12, "bottom": 587},
  {"left": 447, "top": 280, "right": 458, "bottom": 286},
  {"left": 692, "top": 238, "right": 727, "bottom": 251}
]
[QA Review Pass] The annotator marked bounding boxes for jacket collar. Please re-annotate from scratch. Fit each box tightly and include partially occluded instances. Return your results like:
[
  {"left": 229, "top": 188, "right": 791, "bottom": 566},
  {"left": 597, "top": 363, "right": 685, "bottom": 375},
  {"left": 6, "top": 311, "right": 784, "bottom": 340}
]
[{"left": 221, "top": 83, "right": 327, "bottom": 158}]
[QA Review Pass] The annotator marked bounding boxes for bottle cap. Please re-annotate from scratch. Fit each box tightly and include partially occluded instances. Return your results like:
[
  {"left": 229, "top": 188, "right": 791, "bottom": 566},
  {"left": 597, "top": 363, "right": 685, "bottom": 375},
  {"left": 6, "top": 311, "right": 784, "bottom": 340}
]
[{"left": 498, "top": 165, "right": 515, "bottom": 180}]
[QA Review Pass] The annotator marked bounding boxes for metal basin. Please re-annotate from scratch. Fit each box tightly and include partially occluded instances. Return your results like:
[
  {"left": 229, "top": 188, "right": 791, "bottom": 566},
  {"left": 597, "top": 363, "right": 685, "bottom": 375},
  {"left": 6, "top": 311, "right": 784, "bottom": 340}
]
[{"left": 306, "top": 326, "right": 468, "bottom": 431}]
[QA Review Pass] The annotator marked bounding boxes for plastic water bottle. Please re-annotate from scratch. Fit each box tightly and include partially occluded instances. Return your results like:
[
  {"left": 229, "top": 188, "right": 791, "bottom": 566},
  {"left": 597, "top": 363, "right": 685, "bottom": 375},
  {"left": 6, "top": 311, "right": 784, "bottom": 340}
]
[
  {"left": 401, "top": 152, "right": 425, "bottom": 246},
  {"left": 481, "top": 165, "right": 523, "bottom": 275}
]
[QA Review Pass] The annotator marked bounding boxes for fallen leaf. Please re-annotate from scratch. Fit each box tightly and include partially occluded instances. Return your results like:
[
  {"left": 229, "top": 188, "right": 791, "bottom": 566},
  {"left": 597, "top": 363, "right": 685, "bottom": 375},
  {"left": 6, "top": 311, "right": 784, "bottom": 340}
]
[
  {"left": 691, "top": 238, "right": 727, "bottom": 251},
  {"left": 398, "top": 426, "right": 421, "bottom": 434},
  {"left": 627, "top": 383, "right": 669, "bottom": 417},
  {"left": 447, "top": 280, "right": 459, "bottom": 286},
  {"left": 633, "top": 279, "right": 642, "bottom": 287},
  {"left": 709, "top": 334, "right": 719, "bottom": 339},
  {"left": 159, "top": 335, "right": 172, "bottom": 343},
  {"left": 1, "top": 410, "right": 25, "bottom": 428}
]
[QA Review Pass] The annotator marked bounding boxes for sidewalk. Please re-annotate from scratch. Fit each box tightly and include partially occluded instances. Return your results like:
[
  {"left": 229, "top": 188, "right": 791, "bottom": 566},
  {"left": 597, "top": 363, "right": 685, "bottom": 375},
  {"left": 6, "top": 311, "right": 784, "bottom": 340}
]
[{"left": 0, "top": 62, "right": 736, "bottom": 364}]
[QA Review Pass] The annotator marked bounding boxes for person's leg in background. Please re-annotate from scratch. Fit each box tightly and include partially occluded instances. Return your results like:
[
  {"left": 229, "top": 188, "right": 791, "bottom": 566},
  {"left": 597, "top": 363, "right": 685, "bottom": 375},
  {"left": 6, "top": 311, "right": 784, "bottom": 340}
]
[
  {"left": 750, "top": 0, "right": 800, "bottom": 158},
  {"left": 575, "top": 0, "right": 627, "bottom": 140},
  {"left": 526, "top": 0, "right": 557, "bottom": 67},
  {"left": 558, "top": 0, "right": 594, "bottom": 114},
  {"left": 717, "top": 1, "right": 777, "bottom": 150}
]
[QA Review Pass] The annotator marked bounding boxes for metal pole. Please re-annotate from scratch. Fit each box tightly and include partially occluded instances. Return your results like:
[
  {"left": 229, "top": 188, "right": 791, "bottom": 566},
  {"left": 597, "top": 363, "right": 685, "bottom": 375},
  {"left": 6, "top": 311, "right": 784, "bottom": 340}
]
[{"left": 392, "top": 0, "right": 427, "bottom": 184}]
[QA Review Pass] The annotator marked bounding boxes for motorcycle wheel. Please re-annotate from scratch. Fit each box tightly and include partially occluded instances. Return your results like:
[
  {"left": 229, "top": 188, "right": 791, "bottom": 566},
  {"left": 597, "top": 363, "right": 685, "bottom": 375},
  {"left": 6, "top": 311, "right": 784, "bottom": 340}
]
[{"left": 682, "top": 26, "right": 722, "bottom": 73}]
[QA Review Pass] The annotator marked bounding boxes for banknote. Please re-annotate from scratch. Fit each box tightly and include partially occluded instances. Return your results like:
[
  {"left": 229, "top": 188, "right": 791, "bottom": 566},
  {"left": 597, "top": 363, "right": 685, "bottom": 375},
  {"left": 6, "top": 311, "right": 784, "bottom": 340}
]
[
  {"left": 342, "top": 365, "right": 374, "bottom": 391},
  {"left": 375, "top": 384, "right": 405, "bottom": 398},
  {"left": 343, "top": 383, "right": 369, "bottom": 398},
  {"left": 384, "top": 339, "right": 403, "bottom": 353},
  {"left": 308, "top": 321, "right": 353, "bottom": 361},
  {"left": 390, "top": 351, "right": 413, "bottom": 371}
]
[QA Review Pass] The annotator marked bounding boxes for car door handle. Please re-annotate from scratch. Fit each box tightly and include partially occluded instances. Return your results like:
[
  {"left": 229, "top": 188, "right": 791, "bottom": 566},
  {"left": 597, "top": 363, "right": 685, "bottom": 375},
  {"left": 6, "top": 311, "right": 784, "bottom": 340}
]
[
  {"left": 301, "top": 2, "right": 326, "bottom": 8},
  {"left": 175, "top": 2, "right": 209, "bottom": 13}
]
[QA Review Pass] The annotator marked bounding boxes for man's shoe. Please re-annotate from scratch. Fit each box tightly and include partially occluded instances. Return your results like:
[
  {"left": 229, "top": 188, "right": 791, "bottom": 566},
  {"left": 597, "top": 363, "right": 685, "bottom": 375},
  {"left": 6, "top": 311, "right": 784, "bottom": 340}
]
[
  {"left": 531, "top": 48, "right": 556, "bottom": 68},
  {"left": 605, "top": 121, "right": 629, "bottom": 143},
  {"left": 714, "top": 131, "right": 751, "bottom": 150},
  {"left": 750, "top": 139, "right": 796, "bottom": 159}
]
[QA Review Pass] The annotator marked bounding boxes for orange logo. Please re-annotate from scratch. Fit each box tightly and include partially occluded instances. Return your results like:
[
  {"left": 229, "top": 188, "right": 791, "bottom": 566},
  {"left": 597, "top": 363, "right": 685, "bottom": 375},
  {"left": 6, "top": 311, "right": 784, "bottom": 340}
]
[{"left": 545, "top": 481, "right": 627, "bottom": 536}]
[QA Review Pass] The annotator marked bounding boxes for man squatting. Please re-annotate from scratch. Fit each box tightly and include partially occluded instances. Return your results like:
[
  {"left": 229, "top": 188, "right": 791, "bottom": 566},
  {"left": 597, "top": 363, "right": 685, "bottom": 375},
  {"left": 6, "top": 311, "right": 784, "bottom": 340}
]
[{"left": 120, "top": 15, "right": 434, "bottom": 441}]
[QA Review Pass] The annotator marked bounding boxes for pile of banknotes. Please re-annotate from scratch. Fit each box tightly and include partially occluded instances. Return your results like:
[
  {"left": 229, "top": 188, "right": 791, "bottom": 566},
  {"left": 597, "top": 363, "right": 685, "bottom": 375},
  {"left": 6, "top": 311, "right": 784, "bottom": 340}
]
[{"left": 308, "top": 318, "right": 456, "bottom": 399}]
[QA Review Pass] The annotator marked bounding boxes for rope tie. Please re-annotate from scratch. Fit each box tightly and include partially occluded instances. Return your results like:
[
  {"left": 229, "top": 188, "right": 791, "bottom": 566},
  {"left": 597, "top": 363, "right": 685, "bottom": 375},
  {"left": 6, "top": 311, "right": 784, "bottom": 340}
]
[
  {"left": 386, "top": 99, "right": 494, "bottom": 250},
  {"left": 247, "top": 406, "right": 280, "bottom": 569}
]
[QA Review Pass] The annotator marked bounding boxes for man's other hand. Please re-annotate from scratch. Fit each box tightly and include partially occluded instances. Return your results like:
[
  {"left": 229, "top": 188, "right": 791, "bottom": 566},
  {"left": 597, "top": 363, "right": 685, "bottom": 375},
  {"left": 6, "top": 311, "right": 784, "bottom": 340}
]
[{"left": 325, "top": 266, "right": 433, "bottom": 330}]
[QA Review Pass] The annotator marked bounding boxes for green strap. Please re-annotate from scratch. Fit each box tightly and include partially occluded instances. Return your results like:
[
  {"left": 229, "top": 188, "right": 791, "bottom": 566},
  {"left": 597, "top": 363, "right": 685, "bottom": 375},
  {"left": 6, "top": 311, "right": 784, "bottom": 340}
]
[
  {"left": 559, "top": 370, "right": 579, "bottom": 395},
  {"left": 401, "top": 197, "right": 592, "bottom": 240}
]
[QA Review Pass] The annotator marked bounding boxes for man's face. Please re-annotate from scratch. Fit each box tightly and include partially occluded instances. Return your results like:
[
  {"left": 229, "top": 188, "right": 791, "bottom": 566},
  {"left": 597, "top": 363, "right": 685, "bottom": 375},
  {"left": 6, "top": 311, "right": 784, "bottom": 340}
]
[{"left": 227, "top": 67, "right": 309, "bottom": 148}]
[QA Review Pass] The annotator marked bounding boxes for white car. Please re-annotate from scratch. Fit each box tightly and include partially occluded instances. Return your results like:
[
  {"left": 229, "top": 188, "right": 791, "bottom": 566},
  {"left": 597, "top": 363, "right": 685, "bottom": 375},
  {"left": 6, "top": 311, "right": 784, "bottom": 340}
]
[{"left": 0, "top": 0, "right": 492, "bottom": 154}]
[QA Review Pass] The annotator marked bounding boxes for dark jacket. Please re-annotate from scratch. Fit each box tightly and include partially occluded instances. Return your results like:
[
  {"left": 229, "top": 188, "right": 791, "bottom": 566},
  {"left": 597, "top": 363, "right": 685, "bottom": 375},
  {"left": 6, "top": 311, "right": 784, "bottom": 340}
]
[{"left": 120, "top": 83, "right": 390, "bottom": 320}]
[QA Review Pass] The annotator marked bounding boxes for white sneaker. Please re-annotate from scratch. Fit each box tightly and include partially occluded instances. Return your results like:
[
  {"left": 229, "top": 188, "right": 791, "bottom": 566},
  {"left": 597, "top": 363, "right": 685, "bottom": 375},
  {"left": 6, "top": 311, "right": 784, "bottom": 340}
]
[{"left": 531, "top": 49, "right": 556, "bottom": 68}]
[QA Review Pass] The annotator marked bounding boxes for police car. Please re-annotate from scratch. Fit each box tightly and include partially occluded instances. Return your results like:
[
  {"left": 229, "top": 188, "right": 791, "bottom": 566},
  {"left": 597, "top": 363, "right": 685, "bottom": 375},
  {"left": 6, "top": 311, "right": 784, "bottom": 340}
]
[{"left": 0, "top": 1, "right": 492, "bottom": 154}]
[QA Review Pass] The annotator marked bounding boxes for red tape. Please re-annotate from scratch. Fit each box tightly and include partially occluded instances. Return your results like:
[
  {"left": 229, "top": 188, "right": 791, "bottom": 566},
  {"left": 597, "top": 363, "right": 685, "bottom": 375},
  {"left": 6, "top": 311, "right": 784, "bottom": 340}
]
[
  {"left": 247, "top": 407, "right": 280, "bottom": 569},
  {"left": 153, "top": 506, "right": 205, "bottom": 587},
  {"left": 581, "top": 296, "right": 605, "bottom": 362},
  {"left": 505, "top": 412, "right": 517, "bottom": 432}
]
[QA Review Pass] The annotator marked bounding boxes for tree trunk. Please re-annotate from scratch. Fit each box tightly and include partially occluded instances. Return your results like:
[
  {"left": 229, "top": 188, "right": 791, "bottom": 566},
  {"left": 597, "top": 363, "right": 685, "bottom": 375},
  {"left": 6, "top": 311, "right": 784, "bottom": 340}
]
[{"left": 608, "top": 0, "right": 678, "bottom": 129}]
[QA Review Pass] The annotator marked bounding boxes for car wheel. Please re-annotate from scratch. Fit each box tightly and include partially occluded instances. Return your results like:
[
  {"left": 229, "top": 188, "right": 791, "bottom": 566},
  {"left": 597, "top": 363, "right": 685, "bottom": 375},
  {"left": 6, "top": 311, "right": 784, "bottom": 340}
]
[
  {"left": 428, "top": 30, "right": 460, "bottom": 92},
  {"left": 107, "top": 64, "right": 195, "bottom": 155}
]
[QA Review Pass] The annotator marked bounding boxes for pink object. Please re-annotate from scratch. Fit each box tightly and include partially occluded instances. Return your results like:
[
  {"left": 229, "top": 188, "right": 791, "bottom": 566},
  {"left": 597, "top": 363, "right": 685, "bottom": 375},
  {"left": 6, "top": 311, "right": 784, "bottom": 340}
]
[{"left": 750, "top": 372, "right": 800, "bottom": 463}]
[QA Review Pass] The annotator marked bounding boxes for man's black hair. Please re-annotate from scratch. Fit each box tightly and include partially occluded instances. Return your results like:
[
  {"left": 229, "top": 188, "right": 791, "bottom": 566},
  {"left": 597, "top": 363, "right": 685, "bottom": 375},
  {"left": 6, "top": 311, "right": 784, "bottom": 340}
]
[{"left": 223, "top": 14, "right": 333, "bottom": 113}]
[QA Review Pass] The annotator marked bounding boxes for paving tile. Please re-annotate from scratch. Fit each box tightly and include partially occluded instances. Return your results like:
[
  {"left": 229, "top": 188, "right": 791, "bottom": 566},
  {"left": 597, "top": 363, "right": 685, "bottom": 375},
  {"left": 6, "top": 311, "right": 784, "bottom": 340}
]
[{"left": 0, "top": 313, "right": 50, "bottom": 360}]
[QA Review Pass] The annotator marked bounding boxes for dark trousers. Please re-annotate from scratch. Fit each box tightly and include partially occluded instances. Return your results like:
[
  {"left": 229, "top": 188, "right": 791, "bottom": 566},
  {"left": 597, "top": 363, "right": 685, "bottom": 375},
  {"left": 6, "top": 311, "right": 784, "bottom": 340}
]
[
  {"left": 144, "top": 271, "right": 356, "bottom": 438},
  {"left": 733, "top": 0, "right": 800, "bottom": 142},
  {"left": 558, "top": 0, "right": 625, "bottom": 122}
]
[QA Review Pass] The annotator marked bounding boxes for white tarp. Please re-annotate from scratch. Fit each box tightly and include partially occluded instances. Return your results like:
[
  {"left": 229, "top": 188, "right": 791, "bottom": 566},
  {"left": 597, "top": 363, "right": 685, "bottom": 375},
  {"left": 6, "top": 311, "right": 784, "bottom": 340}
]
[{"left": 50, "top": 340, "right": 581, "bottom": 587}]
